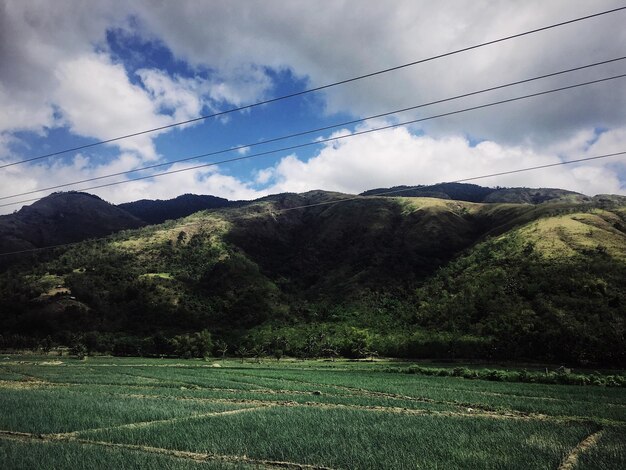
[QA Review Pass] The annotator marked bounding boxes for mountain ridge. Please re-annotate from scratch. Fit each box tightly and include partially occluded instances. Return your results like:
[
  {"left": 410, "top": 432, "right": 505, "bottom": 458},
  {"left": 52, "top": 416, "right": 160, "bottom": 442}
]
[
  {"left": 118, "top": 193, "right": 241, "bottom": 225},
  {"left": 360, "top": 182, "right": 592, "bottom": 204},
  {"left": 1, "top": 182, "right": 618, "bottom": 257}
]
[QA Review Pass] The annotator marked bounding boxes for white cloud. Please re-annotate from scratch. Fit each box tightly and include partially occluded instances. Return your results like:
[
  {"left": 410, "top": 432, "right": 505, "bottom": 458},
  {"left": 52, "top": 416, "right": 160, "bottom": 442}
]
[
  {"left": 0, "top": 82, "right": 57, "bottom": 134},
  {"left": 1, "top": 0, "right": 625, "bottom": 215},
  {"left": 137, "top": 69, "right": 207, "bottom": 123},
  {"left": 1, "top": 123, "right": 623, "bottom": 216},
  {"left": 261, "top": 124, "right": 626, "bottom": 197},
  {"left": 254, "top": 168, "right": 273, "bottom": 185},
  {"left": 0, "top": 0, "right": 125, "bottom": 137},
  {"left": 0, "top": 1, "right": 273, "bottom": 165},
  {"left": 2, "top": 0, "right": 625, "bottom": 152},
  {"left": 54, "top": 54, "right": 172, "bottom": 160},
  {"left": 132, "top": 0, "right": 626, "bottom": 147},
  {"left": 205, "top": 65, "right": 273, "bottom": 106},
  {"left": 89, "top": 163, "right": 261, "bottom": 204}
]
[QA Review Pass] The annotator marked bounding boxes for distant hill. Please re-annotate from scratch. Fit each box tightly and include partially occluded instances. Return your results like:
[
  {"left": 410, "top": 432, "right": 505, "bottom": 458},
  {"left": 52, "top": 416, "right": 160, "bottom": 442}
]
[
  {"left": 361, "top": 182, "right": 589, "bottom": 204},
  {"left": 118, "top": 193, "right": 239, "bottom": 225},
  {"left": 0, "top": 192, "right": 144, "bottom": 255},
  {"left": 0, "top": 185, "right": 603, "bottom": 257},
  {"left": 483, "top": 187, "right": 589, "bottom": 204},
  {"left": 1, "top": 190, "right": 624, "bottom": 365}
]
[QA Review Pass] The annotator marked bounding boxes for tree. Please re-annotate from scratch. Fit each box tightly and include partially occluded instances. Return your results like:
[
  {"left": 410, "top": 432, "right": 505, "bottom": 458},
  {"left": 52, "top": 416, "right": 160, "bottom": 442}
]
[
  {"left": 235, "top": 345, "right": 248, "bottom": 363},
  {"left": 192, "top": 330, "right": 213, "bottom": 358},
  {"left": 321, "top": 345, "right": 339, "bottom": 362},
  {"left": 251, "top": 344, "right": 265, "bottom": 363},
  {"left": 171, "top": 330, "right": 213, "bottom": 358},
  {"left": 273, "top": 349, "right": 284, "bottom": 362},
  {"left": 215, "top": 339, "right": 228, "bottom": 360},
  {"left": 40, "top": 335, "right": 54, "bottom": 354}
]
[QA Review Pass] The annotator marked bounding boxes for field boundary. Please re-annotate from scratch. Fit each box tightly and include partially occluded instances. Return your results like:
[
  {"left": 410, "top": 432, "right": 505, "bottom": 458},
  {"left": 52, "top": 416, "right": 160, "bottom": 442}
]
[
  {"left": 59, "top": 405, "right": 270, "bottom": 437},
  {"left": 219, "top": 370, "right": 545, "bottom": 415},
  {"left": 0, "top": 430, "right": 337, "bottom": 470},
  {"left": 219, "top": 371, "right": 626, "bottom": 426},
  {"left": 557, "top": 429, "right": 604, "bottom": 470},
  {"left": 109, "top": 391, "right": 550, "bottom": 422}
]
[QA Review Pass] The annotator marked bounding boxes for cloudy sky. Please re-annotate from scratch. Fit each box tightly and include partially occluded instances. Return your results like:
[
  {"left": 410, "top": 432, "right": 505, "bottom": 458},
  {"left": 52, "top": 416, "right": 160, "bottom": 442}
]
[{"left": 1, "top": 0, "right": 625, "bottom": 214}]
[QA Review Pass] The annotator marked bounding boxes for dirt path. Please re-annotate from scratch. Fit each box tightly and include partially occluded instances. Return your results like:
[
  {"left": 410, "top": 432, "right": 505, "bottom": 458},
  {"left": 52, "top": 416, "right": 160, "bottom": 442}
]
[
  {"left": 110, "top": 391, "right": 544, "bottom": 421},
  {"left": 220, "top": 370, "right": 521, "bottom": 414},
  {"left": 220, "top": 371, "right": 626, "bottom": 424},
  {"left": 557, "top": 429, "right": 604, "bottom": 470},
  {"left": 59, "top": 405, "right": 270, "bottom": 437},
  {"left": 0, "top": 379, "right": 57, "bottom": 390},
  {"left": 0, "top": 430, "right": 337, "bottom": 470}
]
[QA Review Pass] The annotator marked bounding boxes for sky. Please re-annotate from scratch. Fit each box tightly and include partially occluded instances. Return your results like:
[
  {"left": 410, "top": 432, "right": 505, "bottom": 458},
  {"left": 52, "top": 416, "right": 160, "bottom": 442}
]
[{"left": 0, "top": 0, "right": 625, "bottom": 214}]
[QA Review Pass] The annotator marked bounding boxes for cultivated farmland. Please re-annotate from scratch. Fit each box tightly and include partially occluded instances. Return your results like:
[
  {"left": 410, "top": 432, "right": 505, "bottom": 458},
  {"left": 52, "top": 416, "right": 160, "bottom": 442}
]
[{"left": 0, "top": 356, "right": 624, "bottom": 469}]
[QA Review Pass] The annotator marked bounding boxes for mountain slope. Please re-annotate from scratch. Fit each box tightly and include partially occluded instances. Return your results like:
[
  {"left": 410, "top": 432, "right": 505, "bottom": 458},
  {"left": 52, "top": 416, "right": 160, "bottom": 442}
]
[
  {"left": 0, "top": 191, "right": 624, "bottom": 364},
  {"left": 414, "top": 210, "right": 626, "bottom": 363}
]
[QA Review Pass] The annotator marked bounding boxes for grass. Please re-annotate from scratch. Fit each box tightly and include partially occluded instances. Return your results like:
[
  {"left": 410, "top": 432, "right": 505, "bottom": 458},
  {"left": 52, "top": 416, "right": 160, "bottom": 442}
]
[
  {"left": 0, "top": 439, "right": 242, "bottom": 470},
  {"left": 0, "top": 388, "right": 249, "bottom": 434},
  {"left": 517, "top": 211, "right": 626, "bottom": 260},
  {"left": 0, "top": 356, "right": 624, "bottom": 469},
  {"left": 83, "top": 407, "right": 595, "bottom": 470},
  {"left": 576, "top": 428, "right": 626, "bottom": 469}
]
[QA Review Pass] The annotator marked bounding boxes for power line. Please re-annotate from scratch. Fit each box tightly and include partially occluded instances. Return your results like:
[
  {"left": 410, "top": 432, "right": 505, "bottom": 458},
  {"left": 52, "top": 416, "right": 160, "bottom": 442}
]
[
  {"left": 1, "top": 149, "right": 624, "bottom": 258},
  {"left": 1, "top": 5, "right": 624, "bottom": 170},
  {"left": 3, "top": 56, "right": 624, "bottom": 202},
  {"left": 1, "top": 72, "right": 624, "bottom": 209}
]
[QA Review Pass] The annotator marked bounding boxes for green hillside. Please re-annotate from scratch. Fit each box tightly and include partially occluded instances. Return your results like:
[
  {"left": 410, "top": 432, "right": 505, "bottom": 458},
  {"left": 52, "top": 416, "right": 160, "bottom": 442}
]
[{"left": 1, "top": 192, "right": 624, "bottom": 365}]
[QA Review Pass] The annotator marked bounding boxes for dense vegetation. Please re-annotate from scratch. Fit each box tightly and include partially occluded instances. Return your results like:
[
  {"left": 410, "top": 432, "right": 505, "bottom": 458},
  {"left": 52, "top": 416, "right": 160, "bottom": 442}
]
[
  {"left": 0, "top": 191, "right": 624, "bottom": 366},
  {"left": 360, "top": 182, "right": 591, "bottom": 204},
  {"left": 118, "top": 193, "right": 239, "bottom": 225}
]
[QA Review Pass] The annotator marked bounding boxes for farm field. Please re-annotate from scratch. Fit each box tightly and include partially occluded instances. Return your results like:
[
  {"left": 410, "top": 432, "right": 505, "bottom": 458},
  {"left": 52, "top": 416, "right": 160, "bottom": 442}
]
[{"left": 0, "top": 356, "right": 624, "bottom": 469}]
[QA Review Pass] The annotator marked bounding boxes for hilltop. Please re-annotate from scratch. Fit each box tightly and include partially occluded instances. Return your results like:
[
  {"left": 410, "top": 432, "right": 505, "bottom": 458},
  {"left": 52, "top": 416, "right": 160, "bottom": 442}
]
[
  {"left": 118, "top": 193, "right": 240, "bottom": 225},
  {"left": 0, "top": 192, "right": 145, "bottom": 255}
]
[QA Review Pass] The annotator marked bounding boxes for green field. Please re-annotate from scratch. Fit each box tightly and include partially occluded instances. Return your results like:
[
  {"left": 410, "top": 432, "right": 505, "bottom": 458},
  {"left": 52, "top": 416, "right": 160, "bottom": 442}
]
[{"left": 0, "top": 356, "right": 624, "bottom": 469}]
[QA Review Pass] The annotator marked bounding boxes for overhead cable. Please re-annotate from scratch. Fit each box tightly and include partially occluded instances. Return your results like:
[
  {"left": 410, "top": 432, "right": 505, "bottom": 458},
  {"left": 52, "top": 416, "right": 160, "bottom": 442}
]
[
  {"left": 1, "top": 5, "right": 624, "bottom": 170},
  {"left": 2, "top": 56, "right": 623, "bottom": 201},
  {"left": 1, "top": 72, "right": 624, "bottom": 209}
]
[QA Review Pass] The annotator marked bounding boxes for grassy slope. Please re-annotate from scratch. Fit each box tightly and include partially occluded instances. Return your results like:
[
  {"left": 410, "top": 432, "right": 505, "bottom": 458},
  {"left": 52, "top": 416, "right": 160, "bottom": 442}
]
[{"left": 415, "top": 207, "right": 626, "bottom": 363}]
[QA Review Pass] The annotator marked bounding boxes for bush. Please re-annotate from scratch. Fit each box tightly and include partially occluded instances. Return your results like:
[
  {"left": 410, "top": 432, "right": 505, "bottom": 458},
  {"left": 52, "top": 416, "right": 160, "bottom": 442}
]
[
  {"left": 171, "top": 330, "right": 213, "bottom": 358},
  {"left": 388, "top": 364, "right": 626, "bottom": 387},
  {"left": 70, "top": 339, "right": 87, "bottom": 359}
]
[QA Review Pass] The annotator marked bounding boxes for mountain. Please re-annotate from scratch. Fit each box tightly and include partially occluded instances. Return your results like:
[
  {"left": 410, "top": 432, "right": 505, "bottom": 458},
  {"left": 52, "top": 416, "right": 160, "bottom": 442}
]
[
  {"left": 118, "top": 193, "right": 238, "bottom": 225},
  {"left": 361, "top": 182, "right": 589, "bottom": 204},
  {"left": 0, "top": 192, "right": 145, "bottom": 255},
  {"left": 1, "top": 190, "right": 624, "bottom": 364},
  {"left": 0, "top": 184, "right": 597, "bottom": 257},
  {"left": 0, "top": 192, "right": 242, "bottom": 259}
]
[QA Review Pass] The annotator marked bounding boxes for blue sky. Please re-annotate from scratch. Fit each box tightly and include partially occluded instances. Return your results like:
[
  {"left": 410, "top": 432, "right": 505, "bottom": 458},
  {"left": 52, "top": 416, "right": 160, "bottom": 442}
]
[{"left": 0, "top": 0, "right": 625, "bottom": 214}]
